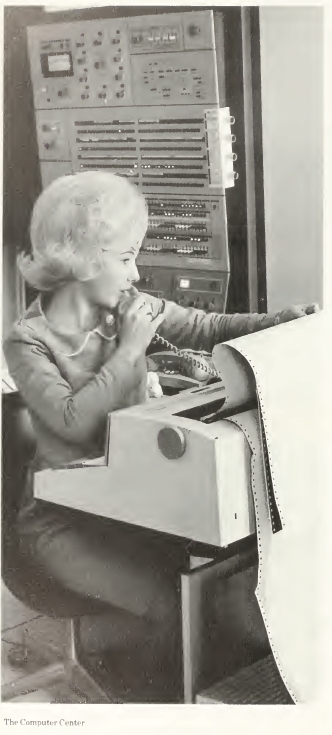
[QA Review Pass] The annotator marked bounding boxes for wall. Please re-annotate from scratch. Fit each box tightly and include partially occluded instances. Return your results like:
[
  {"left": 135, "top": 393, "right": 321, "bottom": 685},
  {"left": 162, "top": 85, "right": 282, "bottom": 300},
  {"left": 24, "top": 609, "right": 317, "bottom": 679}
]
[{"left": 259, "top": 7, "right": 323, "bottom": 311}]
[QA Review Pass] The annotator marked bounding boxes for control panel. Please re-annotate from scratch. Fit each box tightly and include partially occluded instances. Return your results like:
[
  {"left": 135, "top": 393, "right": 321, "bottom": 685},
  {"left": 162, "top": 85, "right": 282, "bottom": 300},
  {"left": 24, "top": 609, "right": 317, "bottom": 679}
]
[
  {"left": 27, "top": 10, "right": 237, "bottom": 311},
  {"left": 141, "top": 196, "right": 228, "bottom": 266},
  {"left": 137, "top": 266, "right": 229, "bottom": 312},
  {"left": 27, "top": 11, "right": 218, "bottom": 110}
]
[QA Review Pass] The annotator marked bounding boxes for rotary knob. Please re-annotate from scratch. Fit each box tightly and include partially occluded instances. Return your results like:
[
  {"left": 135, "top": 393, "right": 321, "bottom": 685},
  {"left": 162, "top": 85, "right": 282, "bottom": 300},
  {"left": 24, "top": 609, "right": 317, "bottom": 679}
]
[
  {"left": 157, "top": 427, "right": 186, "bottom": 460},
  {"left": 140, "top": 275, "right": 153, "bottom": 288}
]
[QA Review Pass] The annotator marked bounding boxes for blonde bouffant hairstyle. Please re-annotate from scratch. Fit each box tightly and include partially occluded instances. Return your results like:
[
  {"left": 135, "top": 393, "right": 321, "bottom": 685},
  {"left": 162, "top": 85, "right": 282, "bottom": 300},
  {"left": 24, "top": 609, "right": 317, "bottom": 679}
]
[{"left": 18, "top": 171, "right": 148, "bottom": 291}]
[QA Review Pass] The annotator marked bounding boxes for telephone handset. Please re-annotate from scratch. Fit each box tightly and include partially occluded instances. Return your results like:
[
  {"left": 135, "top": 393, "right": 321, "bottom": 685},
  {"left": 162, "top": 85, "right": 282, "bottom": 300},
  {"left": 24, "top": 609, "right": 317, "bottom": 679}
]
[{"left": 117, "top": 289, "right": 219, "bottom": 389}]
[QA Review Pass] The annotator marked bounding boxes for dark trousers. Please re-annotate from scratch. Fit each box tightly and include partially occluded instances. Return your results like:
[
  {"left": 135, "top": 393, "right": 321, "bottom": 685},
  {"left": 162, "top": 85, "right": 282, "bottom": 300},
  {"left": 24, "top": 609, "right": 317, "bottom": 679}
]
[{"left": 18, "top": 502, "right": 190, "bottom": 625}]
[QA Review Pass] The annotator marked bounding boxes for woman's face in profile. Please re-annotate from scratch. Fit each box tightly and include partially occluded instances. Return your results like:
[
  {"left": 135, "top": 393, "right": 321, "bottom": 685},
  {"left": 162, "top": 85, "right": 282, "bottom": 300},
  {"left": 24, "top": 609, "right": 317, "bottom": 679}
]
[{"left": 82, "top": 214, "right": 146, "bottom": 310}]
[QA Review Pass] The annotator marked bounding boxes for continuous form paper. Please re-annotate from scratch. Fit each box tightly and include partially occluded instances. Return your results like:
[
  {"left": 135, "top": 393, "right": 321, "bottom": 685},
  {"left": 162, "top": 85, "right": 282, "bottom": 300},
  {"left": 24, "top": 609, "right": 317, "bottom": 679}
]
[{"left": 213, "top": 312, "right": 326, "bottom": 703}]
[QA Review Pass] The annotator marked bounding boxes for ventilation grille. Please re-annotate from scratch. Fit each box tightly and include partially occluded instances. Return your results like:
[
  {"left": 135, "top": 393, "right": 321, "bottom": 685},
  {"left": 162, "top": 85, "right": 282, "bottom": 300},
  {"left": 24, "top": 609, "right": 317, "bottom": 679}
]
[{"left": 196, "top": 655, "right": 293, "bottom": 705}]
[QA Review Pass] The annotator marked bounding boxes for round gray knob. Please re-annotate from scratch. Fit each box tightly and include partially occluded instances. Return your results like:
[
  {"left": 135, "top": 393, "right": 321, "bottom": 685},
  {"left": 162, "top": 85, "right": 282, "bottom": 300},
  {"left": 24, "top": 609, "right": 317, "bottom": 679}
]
[{"left": 157, "top": 427, "right": 186, "bottom": 460}]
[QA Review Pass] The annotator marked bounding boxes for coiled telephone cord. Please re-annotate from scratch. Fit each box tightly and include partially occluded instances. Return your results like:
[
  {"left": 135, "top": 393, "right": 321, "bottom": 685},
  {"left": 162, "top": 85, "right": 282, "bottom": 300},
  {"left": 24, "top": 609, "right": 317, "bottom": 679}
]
[{"left": 152, "top": 333, "right": 219, "bottom": 379}]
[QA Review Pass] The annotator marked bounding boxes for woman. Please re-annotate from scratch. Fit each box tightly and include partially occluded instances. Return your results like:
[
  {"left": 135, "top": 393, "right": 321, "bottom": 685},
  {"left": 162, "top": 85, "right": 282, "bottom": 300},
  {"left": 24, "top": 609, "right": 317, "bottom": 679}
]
[{"left": 4, "top": 171, "right": 316, "bottom": 696}]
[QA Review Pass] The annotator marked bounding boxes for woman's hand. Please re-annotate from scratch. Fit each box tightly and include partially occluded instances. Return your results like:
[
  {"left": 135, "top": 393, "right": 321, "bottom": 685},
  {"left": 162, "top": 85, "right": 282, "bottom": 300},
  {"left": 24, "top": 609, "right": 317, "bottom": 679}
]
[
  {"left": 118, "top": 293, "right": 165, "bottom": 360},
  {"left": 276, "top": 303, "right": 320, "bottom": 324},
  {"left": 146, "top": 371, "right": 163, "bottom": 400}
]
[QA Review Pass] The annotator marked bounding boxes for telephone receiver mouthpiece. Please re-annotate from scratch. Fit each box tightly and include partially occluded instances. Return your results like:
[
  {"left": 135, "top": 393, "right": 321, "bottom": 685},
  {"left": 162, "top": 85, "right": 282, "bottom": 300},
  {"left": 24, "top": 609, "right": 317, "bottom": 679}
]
[{"left": 118, "top": 286, "right": 139, "bottom": 315}]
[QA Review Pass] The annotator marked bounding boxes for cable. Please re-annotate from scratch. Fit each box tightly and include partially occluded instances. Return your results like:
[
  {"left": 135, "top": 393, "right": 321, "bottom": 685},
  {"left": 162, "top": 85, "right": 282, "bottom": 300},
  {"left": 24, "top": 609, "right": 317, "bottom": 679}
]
[{"left": 152, "top": 333, "right": 219, "bottom": 378}]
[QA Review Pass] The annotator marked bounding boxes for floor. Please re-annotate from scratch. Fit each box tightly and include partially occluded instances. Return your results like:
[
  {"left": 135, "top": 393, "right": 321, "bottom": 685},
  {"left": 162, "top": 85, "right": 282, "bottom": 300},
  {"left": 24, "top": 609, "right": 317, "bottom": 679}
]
[
  {"left": 1, "top": 584, "right": 88, "bottom": 703},
  {"left": 2, "top": 583, "right": 289, "bottom": 705},
  {"left": 1, "top": 584, "right": 181, "bottom": 704}
]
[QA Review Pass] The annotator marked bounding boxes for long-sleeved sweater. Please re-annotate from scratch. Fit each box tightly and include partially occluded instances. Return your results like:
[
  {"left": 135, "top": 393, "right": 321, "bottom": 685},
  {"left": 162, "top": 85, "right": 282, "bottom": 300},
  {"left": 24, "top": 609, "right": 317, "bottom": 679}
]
[
  {"left": 4, "top": 292, "right": 309, "bottom": 540},
  {"left": 4, "top": 292, "right": 301, "bottom": 472}
]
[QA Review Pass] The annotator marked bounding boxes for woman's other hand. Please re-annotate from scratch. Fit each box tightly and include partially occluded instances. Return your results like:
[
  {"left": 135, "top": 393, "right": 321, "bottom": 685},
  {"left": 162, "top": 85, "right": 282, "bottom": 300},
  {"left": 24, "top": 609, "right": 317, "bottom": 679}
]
[
  {"left": 276, "top": 303, "right": 320, "bottom": 324},
  {"left": 118, "top": 293, "right": 165, "bottom": 360},
  {"left": 146, "top": 371, "right": 163, "bottom": 400}
]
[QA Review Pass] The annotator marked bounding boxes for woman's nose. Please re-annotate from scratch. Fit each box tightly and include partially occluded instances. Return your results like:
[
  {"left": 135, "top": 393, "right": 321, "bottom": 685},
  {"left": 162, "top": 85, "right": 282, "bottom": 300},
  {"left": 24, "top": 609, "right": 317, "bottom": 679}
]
[{"left": 129, "top": 262, "right": 140, "bottom": 283}]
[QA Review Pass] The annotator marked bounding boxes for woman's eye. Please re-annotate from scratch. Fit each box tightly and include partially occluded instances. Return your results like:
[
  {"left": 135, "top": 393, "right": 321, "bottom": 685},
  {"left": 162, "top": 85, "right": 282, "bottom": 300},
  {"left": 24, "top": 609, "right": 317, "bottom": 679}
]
[{"left": 122, "top": 259, "right": 130, "bottom": 265}]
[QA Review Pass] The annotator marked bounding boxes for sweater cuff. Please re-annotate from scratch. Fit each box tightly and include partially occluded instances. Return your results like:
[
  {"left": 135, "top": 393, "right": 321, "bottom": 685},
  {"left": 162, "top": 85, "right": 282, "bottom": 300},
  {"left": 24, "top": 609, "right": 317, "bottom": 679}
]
[{"left": 102, "top": 349, "right": 146, "bottom": 409}]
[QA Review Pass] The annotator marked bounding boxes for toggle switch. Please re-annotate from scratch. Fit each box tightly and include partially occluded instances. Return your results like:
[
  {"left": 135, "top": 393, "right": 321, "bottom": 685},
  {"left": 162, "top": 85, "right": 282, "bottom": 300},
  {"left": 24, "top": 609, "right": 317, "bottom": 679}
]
[
  {"left": 188, "top": 24, "right": 201, "bottom": 36},
  {"left": 42, "top": 123, "right": 58, "bottom": 133}
]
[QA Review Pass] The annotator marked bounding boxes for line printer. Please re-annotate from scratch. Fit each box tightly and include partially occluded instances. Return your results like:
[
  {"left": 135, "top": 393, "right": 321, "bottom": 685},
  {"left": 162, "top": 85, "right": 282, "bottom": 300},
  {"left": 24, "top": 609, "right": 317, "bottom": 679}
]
[{"left": 34, "top": 345, "right": 258, "bottom": 548}]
